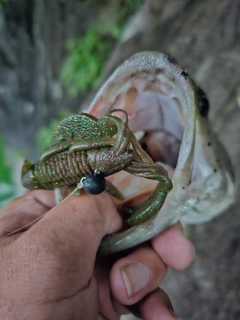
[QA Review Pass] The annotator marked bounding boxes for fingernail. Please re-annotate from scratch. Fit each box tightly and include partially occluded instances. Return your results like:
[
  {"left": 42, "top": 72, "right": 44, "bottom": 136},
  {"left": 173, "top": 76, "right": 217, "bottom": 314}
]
[{"left": 121, "top": 262, "right": 150, "bottom": 297}]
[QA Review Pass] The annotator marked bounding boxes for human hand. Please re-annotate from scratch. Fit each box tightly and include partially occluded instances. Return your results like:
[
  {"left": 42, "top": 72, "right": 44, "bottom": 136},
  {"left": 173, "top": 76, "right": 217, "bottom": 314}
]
[{"left": 0, "top": 190, "right": 194, "bottom": 319}]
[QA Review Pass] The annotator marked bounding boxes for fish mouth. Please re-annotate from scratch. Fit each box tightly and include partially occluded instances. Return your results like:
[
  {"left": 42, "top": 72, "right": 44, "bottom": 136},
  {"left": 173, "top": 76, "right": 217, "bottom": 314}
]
[
  {"left": 103, "top": 86, "right": 184, "bottom": 209},
  {"left": 86, "top": 52, "right": 235, "bottom": 254},
  {"left": 88, "top": 57, "right": 188, "bottom": 214}
]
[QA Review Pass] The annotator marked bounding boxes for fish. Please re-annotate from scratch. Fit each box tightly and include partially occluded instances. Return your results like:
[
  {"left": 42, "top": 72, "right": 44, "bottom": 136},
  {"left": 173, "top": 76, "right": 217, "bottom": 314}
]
[{"left": 86, "top": 52, "right": 236, "bottom": 255}]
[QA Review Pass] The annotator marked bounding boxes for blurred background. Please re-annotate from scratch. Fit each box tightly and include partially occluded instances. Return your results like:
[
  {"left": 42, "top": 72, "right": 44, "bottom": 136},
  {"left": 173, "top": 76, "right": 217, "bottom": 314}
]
[{"left": 0, "top": 0, "right": 239, "bottom": 319}]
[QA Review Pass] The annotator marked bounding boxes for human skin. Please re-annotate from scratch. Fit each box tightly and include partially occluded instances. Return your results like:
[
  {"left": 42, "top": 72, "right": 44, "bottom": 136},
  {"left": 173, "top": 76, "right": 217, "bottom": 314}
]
[{"left": 0, "top": 190, "right": 194, "bottom": 319}]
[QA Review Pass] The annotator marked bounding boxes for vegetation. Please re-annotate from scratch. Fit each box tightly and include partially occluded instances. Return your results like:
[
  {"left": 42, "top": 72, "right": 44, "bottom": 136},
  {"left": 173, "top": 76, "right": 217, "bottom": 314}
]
[
  {"left": 61, "top": 28, "right": 115, "bottom": 97},
  {"left": 0, "top": 136, "right": 15, "bottom": 209},
  {"left": 61, "top": 0, "right": 142, "bottom": 96},
  {"left": 0, "top": 0, "right": 11, "bottom": 7},
  {"left": 36, "top": 110, "right": 72, "bottom": 153}
]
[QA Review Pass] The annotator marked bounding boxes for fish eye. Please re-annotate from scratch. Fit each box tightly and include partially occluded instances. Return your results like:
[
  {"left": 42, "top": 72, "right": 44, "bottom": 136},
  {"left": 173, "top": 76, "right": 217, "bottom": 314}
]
[{"left": 198, "top": 97, "right": 209, "bottom": 117}]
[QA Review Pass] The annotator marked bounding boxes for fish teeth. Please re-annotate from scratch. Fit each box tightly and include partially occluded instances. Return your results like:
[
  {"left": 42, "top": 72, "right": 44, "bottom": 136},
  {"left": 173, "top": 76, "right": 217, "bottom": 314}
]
[{"left": 133, "top": 130, "right": 145, "bottom": 141}]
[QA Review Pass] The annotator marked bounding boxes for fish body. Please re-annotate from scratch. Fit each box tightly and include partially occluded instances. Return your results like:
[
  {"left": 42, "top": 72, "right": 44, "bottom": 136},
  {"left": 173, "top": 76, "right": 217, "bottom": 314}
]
[{"left": 86, "top": 52, "right": 235, "bottom": 255}]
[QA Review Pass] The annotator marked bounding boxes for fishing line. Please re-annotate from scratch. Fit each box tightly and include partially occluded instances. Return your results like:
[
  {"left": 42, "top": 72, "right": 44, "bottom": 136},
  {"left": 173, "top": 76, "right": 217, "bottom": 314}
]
[{"left": 0, "top": 182, "right": 84, "bottom": 241}]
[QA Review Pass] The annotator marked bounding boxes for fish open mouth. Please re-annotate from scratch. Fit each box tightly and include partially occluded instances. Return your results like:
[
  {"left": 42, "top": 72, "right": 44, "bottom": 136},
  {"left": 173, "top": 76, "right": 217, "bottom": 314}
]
[
  {"left": 86, "top": 52, "right": 235, "bottom": 254},
  {"left": 105, "top": 86, "right": 184, "bottom": 209},
  {"left": 87, "top": 52, "right": 234, "bottom": 226},
  {"left": 89, "top": 66, "right": 186, "bottom": 213}
]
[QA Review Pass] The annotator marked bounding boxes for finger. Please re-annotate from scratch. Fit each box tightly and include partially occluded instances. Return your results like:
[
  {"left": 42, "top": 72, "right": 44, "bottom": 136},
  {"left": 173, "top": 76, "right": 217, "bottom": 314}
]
[
  {"left": 94, "top": 256, "right": 131, "bottom": 319},
  {"left": 138, "top": 288, "right": 182, "bottom": 320},
  {"left": 0, "top": 190, "right": 55, "bottom": 238},
  {"left": 151, "top": 222, "right": 195, "bottom": 270},
  {"left": 109, "top": 245, "right": 166, "bottom": 306},
  {"left": 22, "top": 191, "right": 123, "bottom": 284}
]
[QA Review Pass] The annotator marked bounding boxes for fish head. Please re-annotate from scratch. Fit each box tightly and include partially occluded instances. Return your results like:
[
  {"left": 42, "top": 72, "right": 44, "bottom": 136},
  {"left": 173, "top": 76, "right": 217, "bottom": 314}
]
[{"left": 86, "top": 52, "right": 235, "bottom": 248}]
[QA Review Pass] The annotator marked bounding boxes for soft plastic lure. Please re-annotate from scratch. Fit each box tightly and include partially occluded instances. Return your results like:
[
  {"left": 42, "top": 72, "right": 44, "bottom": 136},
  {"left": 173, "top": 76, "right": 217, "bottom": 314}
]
[{"left": 21, "top": 112, "right": 172, "bottom": 226}]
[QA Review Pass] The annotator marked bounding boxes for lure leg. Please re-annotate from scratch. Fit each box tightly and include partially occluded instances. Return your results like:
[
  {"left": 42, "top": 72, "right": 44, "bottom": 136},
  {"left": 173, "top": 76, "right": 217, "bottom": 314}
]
[
  {"left": 106, "top": 180, "right": 124, "bottom": 200},
  {"left": 99, "top": 116, "right": 132, "bottom": 155},
  {"left": 68, "top": 137, "right": 116, "bottom": 153},
  {"left": 40, "top": 137, "right": 116, "bottom": 162},
  {"left": 123, "top": 161, "right": 172, "bottom": 226},
  {"left": 129, "top": 131, "right": 153, "bottom": 163}
]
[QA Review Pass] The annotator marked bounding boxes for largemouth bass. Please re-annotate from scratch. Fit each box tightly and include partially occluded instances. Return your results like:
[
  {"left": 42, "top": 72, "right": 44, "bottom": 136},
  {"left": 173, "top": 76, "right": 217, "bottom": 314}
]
[{"left": 86, "top": 52, "right": 235, "bottom": 255}]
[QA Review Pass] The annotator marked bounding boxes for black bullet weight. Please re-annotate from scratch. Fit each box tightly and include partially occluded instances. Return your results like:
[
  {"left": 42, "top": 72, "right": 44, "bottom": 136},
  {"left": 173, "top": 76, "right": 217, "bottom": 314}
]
[{"left": 82, "top": 171, "right": 106, "bottom": 195}]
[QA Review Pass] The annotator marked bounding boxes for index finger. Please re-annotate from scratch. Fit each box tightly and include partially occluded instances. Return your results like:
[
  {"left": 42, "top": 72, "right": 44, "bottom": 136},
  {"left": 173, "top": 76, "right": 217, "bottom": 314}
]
[
  {"left": 21, "top": 191, "right": 123, "bottom": 272},
  {"left": 0, "top": 190, "right": 55, "bottom": 238}
]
